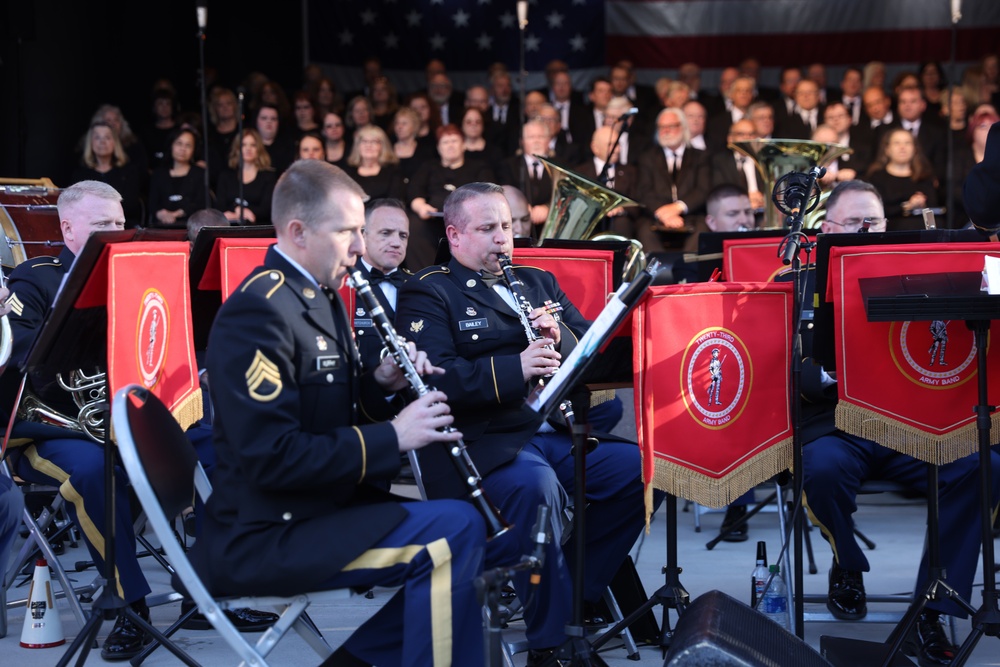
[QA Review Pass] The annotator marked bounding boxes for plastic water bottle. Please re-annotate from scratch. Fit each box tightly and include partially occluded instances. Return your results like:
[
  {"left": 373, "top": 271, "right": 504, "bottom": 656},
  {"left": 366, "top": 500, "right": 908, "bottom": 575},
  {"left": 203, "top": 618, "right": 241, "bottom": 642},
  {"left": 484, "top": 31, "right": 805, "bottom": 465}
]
[
  {"left": 760, "top": 564, "right": 790, "bottom": 630},
  {"left": 751, "top": 541, "right": 768, "bottom": 608}
]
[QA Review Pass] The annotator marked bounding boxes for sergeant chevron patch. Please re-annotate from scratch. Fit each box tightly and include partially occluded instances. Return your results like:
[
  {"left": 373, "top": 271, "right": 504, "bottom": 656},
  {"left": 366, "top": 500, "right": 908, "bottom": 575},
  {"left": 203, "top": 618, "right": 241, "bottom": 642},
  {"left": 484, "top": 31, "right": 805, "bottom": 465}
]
[
  {"left": 245, "top": 349, "right": 282, "bottom": 401},
  {"left": 6, "top": 293, "right": 23, "bottom": 317}
]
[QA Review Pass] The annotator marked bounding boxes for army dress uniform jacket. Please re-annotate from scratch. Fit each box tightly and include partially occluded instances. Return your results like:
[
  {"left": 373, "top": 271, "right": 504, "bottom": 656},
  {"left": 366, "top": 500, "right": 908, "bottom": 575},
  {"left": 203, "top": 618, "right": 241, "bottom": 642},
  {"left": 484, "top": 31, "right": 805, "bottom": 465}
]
[
  {"left": 196, "top": 247, "right": 406, "bottom": 596},
  {"left": 395, "top": 258, "right": 587, "bottom": 499},
  {"left": 0, "top": 246, "right": 93, "bottom": 440}
]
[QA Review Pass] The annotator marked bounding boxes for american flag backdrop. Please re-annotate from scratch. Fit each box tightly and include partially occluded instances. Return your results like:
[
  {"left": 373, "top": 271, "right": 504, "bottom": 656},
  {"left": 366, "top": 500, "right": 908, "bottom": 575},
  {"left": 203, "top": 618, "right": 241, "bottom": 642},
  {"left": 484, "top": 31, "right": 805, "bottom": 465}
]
[{"left": 308, "top": 0, "right": 1000, "bottom": 92}]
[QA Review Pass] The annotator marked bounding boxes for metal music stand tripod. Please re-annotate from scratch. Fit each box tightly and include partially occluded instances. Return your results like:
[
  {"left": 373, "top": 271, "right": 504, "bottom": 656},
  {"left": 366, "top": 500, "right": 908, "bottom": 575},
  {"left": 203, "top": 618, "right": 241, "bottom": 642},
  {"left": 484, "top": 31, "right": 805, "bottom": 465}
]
[
  {"left": 20, "top": 231, "right": 198, "bottom": 667},
  {"left": 528, "top": 262, "right": 660, "bottom": 666},
  {"left": 821, "top": 271, "right": 1000, "bottom": 666}
]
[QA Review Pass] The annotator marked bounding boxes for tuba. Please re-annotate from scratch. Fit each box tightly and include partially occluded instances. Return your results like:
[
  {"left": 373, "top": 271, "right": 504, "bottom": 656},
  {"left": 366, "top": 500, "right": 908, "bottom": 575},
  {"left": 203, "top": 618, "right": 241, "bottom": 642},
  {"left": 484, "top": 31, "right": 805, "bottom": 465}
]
[
  {"left": 534, "top": 155, "right": 647, "bottom": 281},
  {"left": 730, "top": 139, "right": 853, "bottom": 229}
]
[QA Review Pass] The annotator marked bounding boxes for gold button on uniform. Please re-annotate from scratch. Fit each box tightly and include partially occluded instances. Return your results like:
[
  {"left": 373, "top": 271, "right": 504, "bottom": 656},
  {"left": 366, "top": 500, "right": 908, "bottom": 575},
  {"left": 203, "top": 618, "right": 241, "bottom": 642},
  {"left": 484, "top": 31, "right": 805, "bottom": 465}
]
[
  {"left": 282, "top": 512, "right": 292, "bottom": 521},
  {"left": 326, "top": 373, "right": 334, "bottom": 382},
  {"left": 466, "top": 279, "right": 477, "bottom": 288},
  {"left": 472, "top": 334, "right": 479, "bottom": 340}
]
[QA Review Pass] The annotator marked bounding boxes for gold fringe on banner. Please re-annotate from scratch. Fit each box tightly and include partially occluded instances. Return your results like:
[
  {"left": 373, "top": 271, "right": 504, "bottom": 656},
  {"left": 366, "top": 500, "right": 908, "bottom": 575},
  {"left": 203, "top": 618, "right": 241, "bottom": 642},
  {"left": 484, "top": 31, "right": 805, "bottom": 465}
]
[
  {"left": 650, "top": 436, "right": 793, "bottom": 509},
  {"left": 170, "top": 388, "right": 204, "bottom": 434},
  {"left": 835, "top": 403, "right": 986, "bottom": 466}
]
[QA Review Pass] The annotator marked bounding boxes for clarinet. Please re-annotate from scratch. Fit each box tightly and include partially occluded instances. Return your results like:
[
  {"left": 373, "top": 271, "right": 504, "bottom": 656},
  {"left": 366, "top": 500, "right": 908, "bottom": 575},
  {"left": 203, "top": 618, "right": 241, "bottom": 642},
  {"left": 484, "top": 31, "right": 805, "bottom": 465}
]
[
  {"left": 348, "top": 269, "right": 511, "bottom": 539},
  {"left": 496, "top": 255, "right": 575, "bottom": 426}
]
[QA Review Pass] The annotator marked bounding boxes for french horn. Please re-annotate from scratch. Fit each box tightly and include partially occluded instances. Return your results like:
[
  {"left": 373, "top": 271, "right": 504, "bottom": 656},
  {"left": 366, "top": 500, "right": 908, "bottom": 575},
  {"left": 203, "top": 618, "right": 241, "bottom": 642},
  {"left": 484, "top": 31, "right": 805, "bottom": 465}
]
[{"left": 534, "top": 155, "right": 646, "bottom": 281}]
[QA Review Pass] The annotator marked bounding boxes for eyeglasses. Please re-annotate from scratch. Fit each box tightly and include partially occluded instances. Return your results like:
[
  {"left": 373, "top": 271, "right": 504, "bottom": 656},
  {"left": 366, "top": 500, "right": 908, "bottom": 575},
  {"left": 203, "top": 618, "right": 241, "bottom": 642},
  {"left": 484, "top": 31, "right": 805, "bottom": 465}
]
[{"left": 825, "top": 217, "right": 887, "bottom": 233}]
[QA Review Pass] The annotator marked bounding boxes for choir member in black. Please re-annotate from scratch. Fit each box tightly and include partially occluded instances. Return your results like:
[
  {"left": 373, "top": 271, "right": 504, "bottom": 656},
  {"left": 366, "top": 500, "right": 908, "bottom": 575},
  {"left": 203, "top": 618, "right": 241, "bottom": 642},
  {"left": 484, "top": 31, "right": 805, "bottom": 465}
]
[
  {"left": 406, "top": 124, "right": 494, "bottom": 270},
  {"left": 345, "top": 125, "right": 403, "bottom": 202},
  {"left": 864, "top": 127, "right": 937, "bottom": 231},
  {"left": 215, "top": 128, "right": 278, "bottom": 226},
  {"left": 147, "top": 127, "right": 208, "bottom": 229}
]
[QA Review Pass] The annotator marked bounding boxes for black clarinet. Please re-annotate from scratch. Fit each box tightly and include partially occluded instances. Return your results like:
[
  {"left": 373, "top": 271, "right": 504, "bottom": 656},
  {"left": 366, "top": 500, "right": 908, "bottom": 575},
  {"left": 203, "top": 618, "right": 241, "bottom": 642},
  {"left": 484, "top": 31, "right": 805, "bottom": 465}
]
[
  {"left": 496, "top": 255, "right": 575, "bottom": 426},
  {"left": 348, "top": 270, "right": 511, "bottom": 539}
]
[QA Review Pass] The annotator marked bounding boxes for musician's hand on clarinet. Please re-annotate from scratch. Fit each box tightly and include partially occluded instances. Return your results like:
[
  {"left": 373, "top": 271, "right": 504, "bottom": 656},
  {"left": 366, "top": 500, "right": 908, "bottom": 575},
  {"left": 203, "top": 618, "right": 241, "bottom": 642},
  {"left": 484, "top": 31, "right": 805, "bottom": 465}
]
[
  {"left": 374, "top": 340, "right": 445, "bottom": 393},
  {"left": 521, "top": 338, "right": 560, "bottom": 381},
  {"left": 528, "top": 306, "right": 561, "bottom": 345},
  {"left": 392, "top": 390, "right": 462, "bottom": 452}
]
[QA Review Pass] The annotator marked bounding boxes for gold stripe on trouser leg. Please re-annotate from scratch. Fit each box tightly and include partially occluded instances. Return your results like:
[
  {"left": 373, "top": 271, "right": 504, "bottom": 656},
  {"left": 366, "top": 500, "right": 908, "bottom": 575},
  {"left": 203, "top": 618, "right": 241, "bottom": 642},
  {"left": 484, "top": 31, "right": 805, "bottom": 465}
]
[
  {"left": 802, "top": 488, "right": 840, "bottom": 566},
  {"left": 22, "top": 445, "right": 127, "bottom": 599},
  {"left": 342, "top": 537, "right": 455, "bottom": 667}
]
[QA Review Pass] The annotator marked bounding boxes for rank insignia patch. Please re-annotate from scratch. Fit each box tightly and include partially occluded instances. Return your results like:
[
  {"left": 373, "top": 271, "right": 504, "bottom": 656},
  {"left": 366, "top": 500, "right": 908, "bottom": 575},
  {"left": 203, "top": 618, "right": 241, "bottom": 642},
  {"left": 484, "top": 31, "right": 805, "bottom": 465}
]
[{"left": 245, "top": 349, "right": 282, "bottom": 402}]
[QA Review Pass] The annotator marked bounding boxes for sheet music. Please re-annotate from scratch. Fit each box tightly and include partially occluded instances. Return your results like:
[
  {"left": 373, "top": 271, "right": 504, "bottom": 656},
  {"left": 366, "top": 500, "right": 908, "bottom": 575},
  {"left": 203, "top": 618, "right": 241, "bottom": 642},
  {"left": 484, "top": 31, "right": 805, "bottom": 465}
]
[{"left": 982, "top": 255, "right": 1000, "bottom": 295}]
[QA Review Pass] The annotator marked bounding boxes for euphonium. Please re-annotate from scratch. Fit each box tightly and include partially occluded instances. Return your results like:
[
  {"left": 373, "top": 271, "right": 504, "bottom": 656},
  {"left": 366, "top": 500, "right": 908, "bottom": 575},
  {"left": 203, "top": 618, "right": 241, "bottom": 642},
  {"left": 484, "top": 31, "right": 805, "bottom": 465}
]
[
  {"left": 533, "top": 155, "right": 647, "bottom": 282},
  {"left": 729, "top": 139, "right": 852, "bottom": 229}
]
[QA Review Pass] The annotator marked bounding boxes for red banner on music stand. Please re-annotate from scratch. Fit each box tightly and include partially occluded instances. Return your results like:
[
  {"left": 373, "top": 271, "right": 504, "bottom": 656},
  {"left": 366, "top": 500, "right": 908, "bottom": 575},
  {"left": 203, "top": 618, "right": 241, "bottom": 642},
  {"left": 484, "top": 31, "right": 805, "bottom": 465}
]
[
  {"left": 78, "top": 242, "right": 202, "bottom": 431},
  {"left": 633, "top": 282, "right": 794, "bottom": 518},
  {"left": 513, "top": 247, "right": 628, "bottom": 335},
  {"left": 197, "top": 237, "right": 275, "bottom": 300},
  {"left": 828, "top": 242, "right": 1000, "bottom": 464},
  {"left": 723, "top": 236, "right": 817, "bottom": 282}
]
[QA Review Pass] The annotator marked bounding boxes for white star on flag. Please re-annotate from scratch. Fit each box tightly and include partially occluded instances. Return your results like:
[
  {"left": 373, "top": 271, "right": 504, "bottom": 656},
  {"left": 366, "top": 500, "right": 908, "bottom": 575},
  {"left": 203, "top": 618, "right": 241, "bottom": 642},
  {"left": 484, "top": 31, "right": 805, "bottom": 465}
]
[
  {"left": 384, "top": 32, "right": 399, "bottom": 49},
  {"left": 430, "top": 33, "right": 446, "bottom": 50},
  {"left": 453, "top": 9, "right": 470, "bottom": 28},
  {"left": 476, "top": 33, "right": 493, "bottom": 50},
  {"left": 570, "top": 34, "right": 586, "bottom": 52},
  {"left": 526, "top": 34, "right": 541, "bottom": 51},
  {"left": 477, "top": 0, "right": 492, "bottom": 5},
  {"left": 499, "top": 12, "right": 515, "bottom": 29},
  {"left": 338, "top": 29, "right": 353, "bottom": 46},
  {"left": 429, "top": 0, "right": 443, "bottom": 4},
  {"left": 546, "top": 12, "right": 564, "bottom": 29},
  {"left": 360, "top": 9, "right": 376, "bottom": 26},
  {"left": 405, "top": 10, "right": 421, "bottom": 27}
]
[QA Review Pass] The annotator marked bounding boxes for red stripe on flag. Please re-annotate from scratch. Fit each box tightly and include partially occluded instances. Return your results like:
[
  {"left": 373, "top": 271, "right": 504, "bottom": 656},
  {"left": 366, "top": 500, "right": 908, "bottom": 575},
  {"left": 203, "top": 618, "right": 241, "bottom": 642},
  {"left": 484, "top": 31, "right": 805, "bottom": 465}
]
[{"left": 607, "top": 26, "right": 1000, "bottom": 68}]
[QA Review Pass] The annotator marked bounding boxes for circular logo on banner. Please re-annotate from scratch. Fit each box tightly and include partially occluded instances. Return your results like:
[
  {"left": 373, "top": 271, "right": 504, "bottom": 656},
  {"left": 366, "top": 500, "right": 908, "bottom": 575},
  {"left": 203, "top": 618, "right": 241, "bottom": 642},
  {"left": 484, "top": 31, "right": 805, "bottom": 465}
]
[
  {"left": 136, "top": 289, "right": 169, "bottom": 389},
  {"left": 888, "top": 320, "right": 978, "bottom": 390},
  {"left": 681, "top": 327, "right": 752, "bottom": 429}
]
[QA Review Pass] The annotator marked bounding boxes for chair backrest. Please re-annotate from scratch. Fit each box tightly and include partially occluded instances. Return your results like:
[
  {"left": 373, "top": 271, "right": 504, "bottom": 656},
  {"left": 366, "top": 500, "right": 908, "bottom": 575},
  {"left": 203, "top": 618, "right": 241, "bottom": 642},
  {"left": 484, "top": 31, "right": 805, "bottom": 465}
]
[{"left": 112, "top": 384, "right": 213, "bottom": 599}]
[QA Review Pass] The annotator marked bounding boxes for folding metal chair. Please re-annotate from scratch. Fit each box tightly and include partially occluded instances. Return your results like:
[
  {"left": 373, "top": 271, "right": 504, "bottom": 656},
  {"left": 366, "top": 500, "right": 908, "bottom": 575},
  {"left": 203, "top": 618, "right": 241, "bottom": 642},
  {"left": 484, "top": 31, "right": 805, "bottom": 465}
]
[{"left": 112, "top": 383, "right": 351, "bottom": 667}]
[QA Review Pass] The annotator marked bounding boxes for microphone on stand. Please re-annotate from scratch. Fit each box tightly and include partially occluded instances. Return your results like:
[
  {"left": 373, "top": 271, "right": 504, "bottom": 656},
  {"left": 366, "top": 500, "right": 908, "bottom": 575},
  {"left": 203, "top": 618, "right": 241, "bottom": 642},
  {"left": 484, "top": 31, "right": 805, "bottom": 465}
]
[
  {"left": 526, "top": 505, "right": 551, "bottom": 589},
  {"left": 236, "top": 86, "right": 246, "bottom": 225},
  {"left": 517, "top": 1, "right": 529, "bottom": 30},
  {"left": 196, "top": 0, "right": 207, "bottom": 31},
  {"left": 773, "top": 167, "right": 824, "bottom": 265}
]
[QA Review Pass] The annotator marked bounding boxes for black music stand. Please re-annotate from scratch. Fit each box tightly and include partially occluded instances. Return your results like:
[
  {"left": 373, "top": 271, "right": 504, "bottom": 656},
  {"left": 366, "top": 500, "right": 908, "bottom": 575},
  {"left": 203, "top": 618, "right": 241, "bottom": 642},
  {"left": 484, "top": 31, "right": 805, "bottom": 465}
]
[
  {"left": 528, "top": 262, "right": 660, "bottom": 666},
  {"left": 188, "top": 225, "right": 275, "bottom": 352},
  {"left": 821, "top": 271, "right": 999, "bottom": 667},
  {"left": 20, "top": 232, "right": 198, "bottom": 667},
  {"left": 694, "top": 229, "right": 792, "bottom": 282}
]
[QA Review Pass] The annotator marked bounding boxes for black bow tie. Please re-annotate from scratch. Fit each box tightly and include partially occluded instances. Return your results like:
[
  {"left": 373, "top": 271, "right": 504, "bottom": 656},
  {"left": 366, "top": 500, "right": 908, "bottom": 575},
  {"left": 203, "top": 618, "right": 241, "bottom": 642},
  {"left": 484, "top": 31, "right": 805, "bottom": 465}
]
[
  {"left": 481, "top": 272, "right": 502, "bottom": 288},
  {"left": 369, "top": 268, "right": 406, "bottom": 287}
]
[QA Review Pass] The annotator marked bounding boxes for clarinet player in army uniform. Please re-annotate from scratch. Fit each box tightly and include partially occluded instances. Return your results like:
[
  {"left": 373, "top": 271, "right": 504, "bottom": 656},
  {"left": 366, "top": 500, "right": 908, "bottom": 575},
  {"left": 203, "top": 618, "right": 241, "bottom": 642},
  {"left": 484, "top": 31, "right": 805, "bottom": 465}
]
[
  {"left": 395, "top": 181, "right": 661, "bottom": 666},
  {"left": 195, "top": 160, "right": 488, "bottom": 667}
]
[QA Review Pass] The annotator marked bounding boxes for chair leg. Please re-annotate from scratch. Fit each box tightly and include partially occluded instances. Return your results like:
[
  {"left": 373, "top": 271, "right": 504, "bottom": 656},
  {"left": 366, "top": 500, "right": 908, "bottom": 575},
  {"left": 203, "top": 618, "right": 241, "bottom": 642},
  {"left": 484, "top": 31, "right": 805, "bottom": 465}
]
[
  {"left": 800, "top": 506, "right": 818, "bottom": 574},
  {"left": 853, "top": 523, "right": 877, "bottom": 550}
]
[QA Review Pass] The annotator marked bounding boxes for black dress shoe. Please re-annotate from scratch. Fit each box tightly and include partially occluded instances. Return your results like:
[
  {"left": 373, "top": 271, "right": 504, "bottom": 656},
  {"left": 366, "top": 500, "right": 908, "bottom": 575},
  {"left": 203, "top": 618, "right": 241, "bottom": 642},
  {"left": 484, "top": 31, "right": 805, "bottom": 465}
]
[
  {"left": 827, "top": 560, "right": 867, "bottom": 620},
  {"left": 902, "top": 610, "right": 957, "bottom": 667},
  {"left": 101, "top": 607, "right": 151, "bottom": 661},
  {"left": 179, "top": 600, "right": 279, "bottom": 632},
  {"left": 720, "top": 504, "right": 749, "bottom": 542},
  {"left": 526, "top": 647, "right": 561, "bottom": 667}
]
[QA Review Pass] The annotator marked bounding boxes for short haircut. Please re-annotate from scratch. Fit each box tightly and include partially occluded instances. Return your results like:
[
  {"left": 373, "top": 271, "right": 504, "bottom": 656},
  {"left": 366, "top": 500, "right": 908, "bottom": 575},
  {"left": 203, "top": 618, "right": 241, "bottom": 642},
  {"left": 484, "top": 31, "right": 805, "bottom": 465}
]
[
  {"left": 271, "top": 160, "right": 366, "bottom": 233},
  {"left": 57, "top": 180, "right": 122, "bottom": 217},
  {"left": 825, "top": 179, "right": 883, "bottom": 214},
  {"left": 443, "top": 182, "right": 504, "bottom": 232},
  {"left": 706, "top": 183, "right": 749, "bottom": 216},
  {"left": 187, "top": 208, "right": 228, "bottom": 243},
  {"left": 364, "top": 197, "right": 407, "bottom": 225}
]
